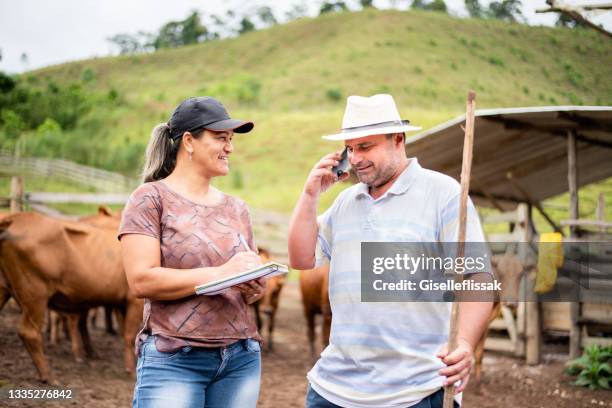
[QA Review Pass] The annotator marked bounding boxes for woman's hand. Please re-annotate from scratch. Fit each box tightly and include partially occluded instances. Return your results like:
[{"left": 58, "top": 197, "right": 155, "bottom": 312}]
[
  {"left": 235, "top": 278, "right": 267, "bottom": 304},
  {"left": 221, "top": 251, "right": 262, "bottom": 276}
]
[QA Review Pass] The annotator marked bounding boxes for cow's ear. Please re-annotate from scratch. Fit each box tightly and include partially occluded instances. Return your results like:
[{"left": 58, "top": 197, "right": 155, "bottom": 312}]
[
  {"left": 64, "top": 223, "right": 90, "bottom": 235},
  {"left": 98, "top": 206, "right": 113, "bottom": 216}
]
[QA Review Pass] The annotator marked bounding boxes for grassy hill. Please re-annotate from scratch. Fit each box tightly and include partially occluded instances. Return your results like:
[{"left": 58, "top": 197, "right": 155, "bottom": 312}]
[{"left": 14, "top": 9, "right": 612, "bottom": 222}]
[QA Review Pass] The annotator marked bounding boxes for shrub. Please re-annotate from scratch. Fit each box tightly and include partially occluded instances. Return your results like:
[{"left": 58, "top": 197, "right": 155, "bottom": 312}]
[
  {"left": 488, "top": 56, "right": 505, "bottom": 67},
  {"left": 108, "top": 88, "right": 120, "bottom": 103},
  {"left": 236, "top": 77, "right": 261, "bottom": 105},
  {"left": 326, "top": 88, "right": 342, "bottom": 102},
  {"left": 81, "top": 68, "right": 96, "bottom": 84},
  {"left": 0, "top": 109, "right": 26, "bottom": 140},
  {"left": 564, "top": 63, "right": 584, "bottom": 88},
  {"left": 565, "top": 345, "right": 611, "bottom": 390}
]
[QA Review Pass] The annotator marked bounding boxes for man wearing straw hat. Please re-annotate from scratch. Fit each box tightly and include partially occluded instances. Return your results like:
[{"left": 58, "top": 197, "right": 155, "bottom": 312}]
[{"left": 288, "top": 94, "right": 494, "bottom": 408}]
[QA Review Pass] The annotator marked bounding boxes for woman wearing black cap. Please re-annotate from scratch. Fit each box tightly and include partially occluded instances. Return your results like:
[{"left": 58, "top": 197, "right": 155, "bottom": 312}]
[{"left": 118, "top": 97, "right": 265, "bottom": 407}]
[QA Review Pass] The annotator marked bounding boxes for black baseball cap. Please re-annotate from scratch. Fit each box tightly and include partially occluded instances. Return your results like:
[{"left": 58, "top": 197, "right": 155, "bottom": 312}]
[{"left": 168, "top": 97, "right": 254, "bottom": 141}]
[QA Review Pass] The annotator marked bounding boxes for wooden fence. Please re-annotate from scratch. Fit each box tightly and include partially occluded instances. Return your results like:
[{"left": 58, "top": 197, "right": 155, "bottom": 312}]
[{"left": 0, "top": 151, "right": 138, "bottom": 192}]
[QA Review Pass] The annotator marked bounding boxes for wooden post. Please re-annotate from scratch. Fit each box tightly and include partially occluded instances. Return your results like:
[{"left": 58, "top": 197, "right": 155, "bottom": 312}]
[
  {"left": 515, "top": 203, "right": 529, "bottom": 358},
  {"left": 597, "top": 192, "right": 605, "bottom": 234},
  {"left": 10, "top": 176, "right": 24, "bottom": 213},
  {"left": 443, "top": 91, "right": 476, "bottom": 408},
  {"left": 567, "top": 129, "right": 582, "bottom": 359},
  {"left": 525, "top": 273, "right": 541, "bottom": 364},
  {"left": 525, "top": 203, "right": 541, "bottom": 365}
]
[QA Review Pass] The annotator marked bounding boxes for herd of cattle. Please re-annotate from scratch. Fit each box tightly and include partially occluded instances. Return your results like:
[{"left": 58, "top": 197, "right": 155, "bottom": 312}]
[{"left": 0, "top": 208, "right": 526, "bottom": 391}]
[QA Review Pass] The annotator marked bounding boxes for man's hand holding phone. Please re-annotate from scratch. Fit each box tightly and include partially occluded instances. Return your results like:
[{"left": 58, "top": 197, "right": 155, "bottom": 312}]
[{"left": 304, "top": 148, "right": 350, "bottom": 198}]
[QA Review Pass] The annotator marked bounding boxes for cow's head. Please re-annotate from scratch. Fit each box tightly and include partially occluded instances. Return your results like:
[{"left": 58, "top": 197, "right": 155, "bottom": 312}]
[
  {"left": 256, "top": 246, "right": 285, "bottom": 316},
  {"left": 491, "top": 253, "right": 525, "bottom": 307}
]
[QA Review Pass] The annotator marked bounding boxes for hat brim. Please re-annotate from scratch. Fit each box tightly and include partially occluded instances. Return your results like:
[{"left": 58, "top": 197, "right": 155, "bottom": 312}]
[
  {"left": 205, "top": 118, "right": 254, "bottom": 133},
  {"left": 322, "top": 124, "right": 422, "bottom": 141}
]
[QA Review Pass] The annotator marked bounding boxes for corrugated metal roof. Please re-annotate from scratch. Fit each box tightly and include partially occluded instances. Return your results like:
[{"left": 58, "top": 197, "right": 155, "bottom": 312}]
[{"left": 405, "top": 106, "right": 612, "bottom": 210}]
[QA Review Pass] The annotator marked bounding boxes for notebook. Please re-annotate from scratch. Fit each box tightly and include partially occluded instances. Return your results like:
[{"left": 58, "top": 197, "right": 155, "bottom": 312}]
[{"left": 195, "top": 262, "right": 289, "bottom": 296}]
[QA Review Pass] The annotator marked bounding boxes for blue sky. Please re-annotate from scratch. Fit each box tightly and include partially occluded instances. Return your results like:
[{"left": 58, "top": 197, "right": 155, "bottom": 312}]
[{"left": 1, "top": 0, "right": 610, "bottom": 73}]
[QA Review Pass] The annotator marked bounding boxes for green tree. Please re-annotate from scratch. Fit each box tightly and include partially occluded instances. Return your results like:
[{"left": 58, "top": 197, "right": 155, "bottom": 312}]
[
  {"left": 0, "top": 71, "right": 16, "bottom": 93},
  {"left": 412, "top": 0, "right": 447, "bottom": 12},
  {"left": 465, "top": 0, "right": 484, "bottom": 18},
  {"left": 0, "top": 109, "right": 25, "bottom": 140},
  {"left": 319, "top": 1, "right": 348, "bottom": 15},
  {"left": 360, "top": 0, "right": 375, "bottom": 8},
  {"left": 257, "top": 6, "right": 277, "bottom": 26},
  {"left": 487, "top": 0, "right": 524, "bottom": 23},
  {"left": 181, "top": 11, "right": 208, "bottom": 44},
  {"left": 208, "top": 14, "right": 227, "bottom": 39},
  {"left": 285, "top": 1, "right": 308, "bottom": 20},
  {"left": 107, "top": 33, "right": 143, "bottom": 55},
  {"left": 238, "top": 17, "right": 256, "bottom": 34},
  {"left": 154, "top": 11, "right": 209, "bottom": 49}
]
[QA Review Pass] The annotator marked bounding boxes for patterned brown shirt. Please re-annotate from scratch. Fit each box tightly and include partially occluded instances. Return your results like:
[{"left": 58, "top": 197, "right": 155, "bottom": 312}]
[{"left": 118, "top": 181, "right": 261, "bottom": 353}]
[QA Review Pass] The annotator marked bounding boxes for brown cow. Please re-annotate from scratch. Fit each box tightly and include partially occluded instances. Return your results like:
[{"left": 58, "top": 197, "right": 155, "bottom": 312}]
[
  {"left": 80, "top": 207, "right": 124, "bottom": 337},
  {"left": 299, "top": 263, "right": 331, "bottom": 359},
  {"left": 0, "top": 211, "right": 142, "bottom": 384},
  {"left": 47, "top": 207, "right": 124, "bottom": 358},
  {"left": 472, "top": 253, "right": 526, "bottom": 393},
  {"left": 253, "top": 247, "right": 286, "bottom": 351}
]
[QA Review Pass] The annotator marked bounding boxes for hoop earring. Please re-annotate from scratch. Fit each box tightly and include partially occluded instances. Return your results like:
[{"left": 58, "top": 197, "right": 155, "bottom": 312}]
[{"left": 188, "top": 151, "right": 193, "bottom": 161}]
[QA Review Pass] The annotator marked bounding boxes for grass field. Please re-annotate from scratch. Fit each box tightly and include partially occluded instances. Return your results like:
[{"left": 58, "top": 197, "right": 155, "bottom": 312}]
[{"left": 5, "top": 9, "right": 610, "bottom": 228}]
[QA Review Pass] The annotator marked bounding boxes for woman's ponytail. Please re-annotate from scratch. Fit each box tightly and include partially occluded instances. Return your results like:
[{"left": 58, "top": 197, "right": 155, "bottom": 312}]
[{"left": 142, "top": 123, "right": 179, "bottom": 183}]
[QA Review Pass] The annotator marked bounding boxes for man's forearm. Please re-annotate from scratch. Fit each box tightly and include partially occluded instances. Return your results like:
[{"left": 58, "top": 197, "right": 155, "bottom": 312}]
[
  {"left": 288, "top": 191, "right": 319, "bottom": 269},
  {"left": 456, "top": 272, "right": 495, "bottom": 348},
  {"left": 457, "top": 300, "right": 493, "bottom": 348}
]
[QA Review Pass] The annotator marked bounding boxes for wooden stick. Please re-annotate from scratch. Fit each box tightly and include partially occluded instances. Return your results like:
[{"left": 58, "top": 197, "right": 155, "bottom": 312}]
[
  {"left": 443, "top": 91, "right": 476, "bottom": 408},
  {"left": 536, "top": 0, "right": 612, "bottom": 38}
]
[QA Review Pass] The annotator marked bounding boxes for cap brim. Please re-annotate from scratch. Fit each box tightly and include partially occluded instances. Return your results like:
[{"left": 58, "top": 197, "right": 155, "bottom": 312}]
[
  {"left": 322, "top": 124, "right": 422, "bottom": 141},
  {"left": 205, "top": 118, "right": 254, "bottom": 133}
]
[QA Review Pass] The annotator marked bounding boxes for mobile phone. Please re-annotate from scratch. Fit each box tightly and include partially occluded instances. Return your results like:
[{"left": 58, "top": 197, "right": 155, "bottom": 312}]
[{"left": 331, "top": 147, "right": 350, "bottom": 177}]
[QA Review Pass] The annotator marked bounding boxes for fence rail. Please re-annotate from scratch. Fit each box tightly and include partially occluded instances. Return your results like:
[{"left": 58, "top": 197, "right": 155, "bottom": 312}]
[{"left": 0, "top": 151, "right": 138, "bottom": 192}]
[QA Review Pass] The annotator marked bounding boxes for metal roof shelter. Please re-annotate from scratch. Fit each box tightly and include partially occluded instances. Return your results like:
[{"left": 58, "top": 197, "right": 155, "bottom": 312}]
[
  {"left": 406, "top": 105, "right": 612, "bottom": 361},
  {"left": 405, "top": 106, "right": 612, "bottom": 211}
]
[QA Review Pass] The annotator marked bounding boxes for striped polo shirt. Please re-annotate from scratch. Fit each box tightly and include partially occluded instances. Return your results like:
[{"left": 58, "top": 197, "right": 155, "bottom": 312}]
[{"left": 308, "top": 158, "right": 487, "bottom": 408}]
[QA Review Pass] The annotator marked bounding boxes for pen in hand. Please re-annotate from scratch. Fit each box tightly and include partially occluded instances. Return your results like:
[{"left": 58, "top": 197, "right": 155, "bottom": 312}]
[
  {"left": 238, "top": 233, "right": 261, "bottom": 273},
  {"left": 238, "top": 233, "right": 250, "bottom": 252}
]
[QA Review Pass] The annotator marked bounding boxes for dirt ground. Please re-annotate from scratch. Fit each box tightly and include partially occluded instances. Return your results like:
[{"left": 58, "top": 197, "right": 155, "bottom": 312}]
[{"left": 1, "top": 281, "right": 610, "bottom": 408}]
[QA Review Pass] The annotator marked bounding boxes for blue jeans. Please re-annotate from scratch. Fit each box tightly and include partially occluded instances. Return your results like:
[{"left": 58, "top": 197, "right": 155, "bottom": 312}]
[
  {"left": 133, "top": 336, "right": 261, "bottom": 408},
  {"left": 306, "top": 384, "right": 460, "bottom": 408}
]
